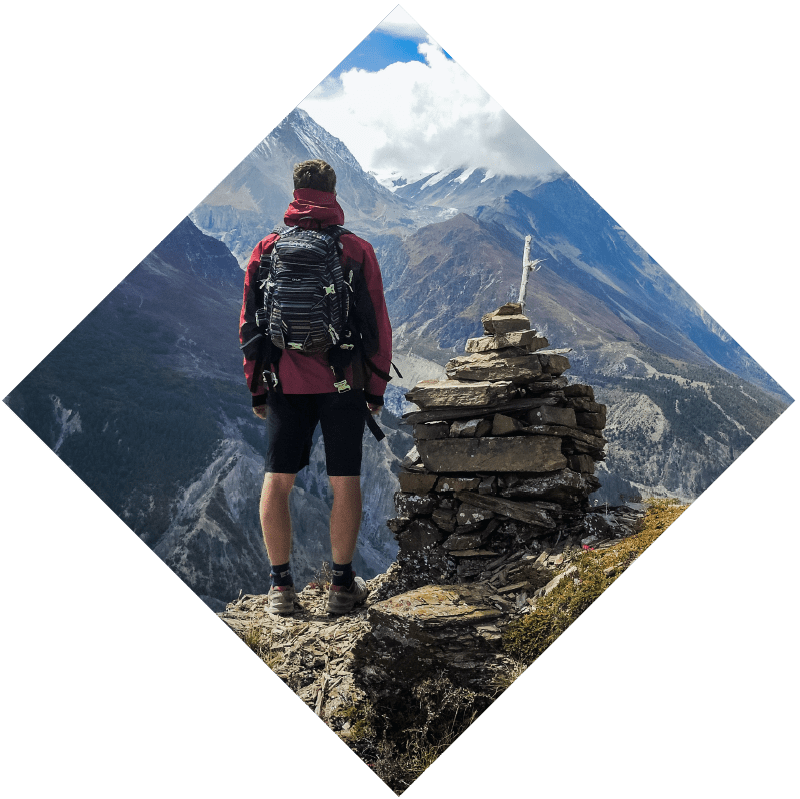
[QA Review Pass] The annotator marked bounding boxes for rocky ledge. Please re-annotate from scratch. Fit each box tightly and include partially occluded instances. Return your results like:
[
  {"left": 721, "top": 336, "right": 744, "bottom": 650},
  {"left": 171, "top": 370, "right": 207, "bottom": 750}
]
[
  {"left": 218, "top": 301, "right": 644, "bottom": 760},
  {"left": 219, "top": 511, "right": 642, "bottom": 738}
]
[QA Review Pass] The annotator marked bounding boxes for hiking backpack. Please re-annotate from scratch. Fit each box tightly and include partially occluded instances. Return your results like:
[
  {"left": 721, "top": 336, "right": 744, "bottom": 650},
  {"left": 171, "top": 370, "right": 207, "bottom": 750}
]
[
  {"left": 245, "top": 223, "right": 400, "bottom": 440},
  {"left": 256, "top": 224, "right": 354, "bottom": 356}
]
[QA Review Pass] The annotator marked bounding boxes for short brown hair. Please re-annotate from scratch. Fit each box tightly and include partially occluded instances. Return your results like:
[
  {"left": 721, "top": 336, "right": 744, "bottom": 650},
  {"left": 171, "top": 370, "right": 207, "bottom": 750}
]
[{"left": 293, "top": 159, "right": 337, "bottom": 193}]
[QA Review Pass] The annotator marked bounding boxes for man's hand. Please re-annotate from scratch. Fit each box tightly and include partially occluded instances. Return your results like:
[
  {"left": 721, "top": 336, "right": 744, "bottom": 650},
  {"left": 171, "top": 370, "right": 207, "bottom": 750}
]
[
  {"left": 367, "top": 402, "right": 382, "bottom": 416},
  {"left": 253, "top": 405, "right": 267, "bottom": 419}
]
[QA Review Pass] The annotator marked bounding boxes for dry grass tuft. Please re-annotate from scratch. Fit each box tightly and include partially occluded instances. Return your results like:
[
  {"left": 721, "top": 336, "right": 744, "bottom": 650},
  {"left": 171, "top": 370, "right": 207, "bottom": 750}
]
[
  {"left": 503, "top": 498, "right": 688, "bottom": 666},
  {"left": 239, "top": 623, "right": 284, "bottom": 670}
]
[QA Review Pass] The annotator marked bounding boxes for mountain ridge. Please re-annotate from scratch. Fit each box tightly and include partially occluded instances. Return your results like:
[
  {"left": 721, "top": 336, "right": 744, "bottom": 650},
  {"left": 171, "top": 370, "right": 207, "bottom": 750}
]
[{"left": 5, "top": 105, "right": 791, "bottom": 610}]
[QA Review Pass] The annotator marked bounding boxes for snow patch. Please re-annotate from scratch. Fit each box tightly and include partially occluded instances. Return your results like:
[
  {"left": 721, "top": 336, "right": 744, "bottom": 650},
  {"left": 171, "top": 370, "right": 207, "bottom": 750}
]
[
  {"left": 420, "top": 169, "right": 452, "bottom": 190},
  {"left": 454, "top": 167, "right": 476, "bottom": 184},
  {"left": 50, "top": 395, "right": 82, "bottom": 453}
]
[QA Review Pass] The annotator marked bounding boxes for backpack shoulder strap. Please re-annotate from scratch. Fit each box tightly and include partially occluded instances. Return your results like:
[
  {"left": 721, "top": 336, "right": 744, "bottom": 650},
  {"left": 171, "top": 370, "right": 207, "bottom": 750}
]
[
  {"left": 323, "top": 225, "right": 350, "bottom": 241},
  {"left": 259, "top": 227, "right": 285, "bottom": 266},
  {"left": 364, "top": 408, "right": 385, "bottom": 441},
  {"left": 364, "top": 357, "right": 393, "bottom": 383}
]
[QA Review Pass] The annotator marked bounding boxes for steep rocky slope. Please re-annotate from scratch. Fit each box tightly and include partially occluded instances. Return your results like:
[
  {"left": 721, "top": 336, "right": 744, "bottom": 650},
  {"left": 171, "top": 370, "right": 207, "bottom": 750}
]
[{"left": 5, "top": 217, "right": 410, "bottom": 609}]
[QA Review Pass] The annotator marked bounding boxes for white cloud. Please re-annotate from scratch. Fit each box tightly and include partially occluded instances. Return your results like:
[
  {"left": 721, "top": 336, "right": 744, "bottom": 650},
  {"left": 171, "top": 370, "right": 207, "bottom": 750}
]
[
  {"left": 374, "top": 6, "right": 428, "bottom": 41},
  {"left": 299, "top": 40, "right": 562, "bottom": 180}
]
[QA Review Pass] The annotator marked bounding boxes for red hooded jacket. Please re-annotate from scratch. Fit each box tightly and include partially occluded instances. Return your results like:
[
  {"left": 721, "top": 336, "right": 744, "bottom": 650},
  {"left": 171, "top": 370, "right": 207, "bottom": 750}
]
[{"left": 239, "top": 189, "right": 393, "bottom": 407}]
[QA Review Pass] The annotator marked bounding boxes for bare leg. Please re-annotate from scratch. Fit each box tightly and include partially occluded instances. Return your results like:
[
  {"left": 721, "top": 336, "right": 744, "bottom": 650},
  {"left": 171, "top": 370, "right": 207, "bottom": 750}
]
[
  {"left": 328, "top": 475, "right": 362, "bottom": 565},
  {"left": 259, "top": 472, "right": 296, "bottom": 565}
]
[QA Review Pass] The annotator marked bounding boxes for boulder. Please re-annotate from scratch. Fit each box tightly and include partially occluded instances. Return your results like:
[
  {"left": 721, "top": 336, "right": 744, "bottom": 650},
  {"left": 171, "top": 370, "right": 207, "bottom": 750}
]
[
  {"left": 465, "top": 330, "right": 549, "bottom": 353},
  {"left": 402, "top": 396, "right": 559, "bottom": 426},
  {"left": 569, "top": 398, "right": 604, "bottom": 411},
  {"left": 521, "top": 424, "right": 607, "bottom": 450},
  {"left": 442, "top": 530, "right": 490, "bottom": 551},
  {"left": 568, "top": 454, "right": 596, "bottom": 474},
  {"left": 491, "top": 413, "right": 527, "bottom": 435},
  {"left": 431, "top": 507, "right": 457, "bottom": 532},
  {"left": 396, "top": 518, "right": 446, "bottom": 551},
  {"left": 454, "top": 491, "right": 557, "bottom": 529},
  {"left": 482, "top": 313, "right": 532, "bottom": 335},
  {"left": 536, "top": 353, "right": 571, "bottom": 375},
  {"left": 499, "top": 469, "right": 597, "bottom": 502},
  {"left": 405, "top": 379, "right": 513, "bottom": 409},
  {"left": 359, "top": 583, "right": 510, "bottom": 692},
  {"left": 401, "top": 445, "right": 422, "bottom": 469},
  {"left": 563, "top": 384, "right": 595, "bottom": 400},
  {"left": 398, "top": 471, "right": 439, "bottom": 495},
  {"left": 525, "top": 376, "right": 569, "bottom": 393},
  {"left": 449, "top": 417, "right": 492, "bottom": 438},
  {"left": 576, "top": 410, "right": 607, "bottom": 429},
  {"left": 413, "top": 421, "right": 450, "bottom": 440},
  {"left": 446, "top": 352, "right": 544, "bottom": 383},
  {"left": 368, "top": 584, "right": 504, "bottom": 648},
  {"left": 394, "top": 492, "right": 438, "bottom": 518},
  {"left": 417, "top": 436, "right": 567, "bottom": 473},
  {"left": 456, "top": 503, "right": 495, "bottom": 528},
  {"left": 527, "top": 406, "right": 577, "bottom": 427},
  {"left": 435, "top": 476, "right": 483, "bottom": 492},
  {"left": 493, "top": 302, "right": 523, "bottom": 315}
]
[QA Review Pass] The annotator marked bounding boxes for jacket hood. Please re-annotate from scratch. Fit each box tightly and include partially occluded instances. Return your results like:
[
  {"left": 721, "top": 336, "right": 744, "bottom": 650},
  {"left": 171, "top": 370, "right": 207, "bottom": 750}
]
[{"left": 283, "top": 188, "right": 345, "bottom": 228}]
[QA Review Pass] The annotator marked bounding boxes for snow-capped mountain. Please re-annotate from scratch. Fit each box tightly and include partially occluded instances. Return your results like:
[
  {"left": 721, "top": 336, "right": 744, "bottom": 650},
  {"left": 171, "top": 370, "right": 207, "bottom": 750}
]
[
  {"left": 191, "top": 108, "right": 443, "bottom": 266},
  {"left": 391, "top": 165, "right": 558, "bottom": 210}
]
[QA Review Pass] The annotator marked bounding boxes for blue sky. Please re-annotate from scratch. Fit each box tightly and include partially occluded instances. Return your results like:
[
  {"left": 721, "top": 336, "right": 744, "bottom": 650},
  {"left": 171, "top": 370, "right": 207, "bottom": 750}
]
[{"left": 331, "top": 30, "right": 451, "bottom": 75}]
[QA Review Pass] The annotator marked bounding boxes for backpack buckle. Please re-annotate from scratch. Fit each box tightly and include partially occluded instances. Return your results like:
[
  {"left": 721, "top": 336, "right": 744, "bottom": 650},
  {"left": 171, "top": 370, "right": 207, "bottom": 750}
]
[
  {"left": 255, "top": 307, "right": 269, "bottom": 328},
  {"left": 333, "top": 379, "right": 351, "bottom": 393}
]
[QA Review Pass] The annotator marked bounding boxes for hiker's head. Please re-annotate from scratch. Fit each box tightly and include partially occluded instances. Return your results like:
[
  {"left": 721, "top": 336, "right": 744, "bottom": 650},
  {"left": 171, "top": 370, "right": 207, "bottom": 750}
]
[{"left": 293, "top": 159, "right": 337, "bottom": 194}]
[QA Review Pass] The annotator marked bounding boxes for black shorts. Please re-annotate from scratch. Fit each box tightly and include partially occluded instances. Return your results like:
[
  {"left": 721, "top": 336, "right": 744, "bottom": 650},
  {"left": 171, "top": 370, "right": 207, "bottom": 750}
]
[{"left": 264, "top": 390, "right": 367, "bottom": 476}]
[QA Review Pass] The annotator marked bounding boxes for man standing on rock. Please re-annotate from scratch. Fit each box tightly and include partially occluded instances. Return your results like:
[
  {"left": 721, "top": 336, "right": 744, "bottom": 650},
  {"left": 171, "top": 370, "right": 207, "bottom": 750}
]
[{"left": 239, "top": 159, "right": 393, "bottom": 616}]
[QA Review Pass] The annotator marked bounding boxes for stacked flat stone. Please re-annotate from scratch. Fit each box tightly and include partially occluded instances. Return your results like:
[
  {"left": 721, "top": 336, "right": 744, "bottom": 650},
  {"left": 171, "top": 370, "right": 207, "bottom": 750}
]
[{"left": 388, "top": 302, "right": 608, "bottom": 592}]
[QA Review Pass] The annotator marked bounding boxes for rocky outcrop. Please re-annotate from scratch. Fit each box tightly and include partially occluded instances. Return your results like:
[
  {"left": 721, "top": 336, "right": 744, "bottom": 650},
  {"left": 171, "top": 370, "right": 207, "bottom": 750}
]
[
  {"left": 218, "top": 513, "right": 641, "bottom": 724},
  {"left": 217, "top": 301, "right": 644, "bottom": 777}
]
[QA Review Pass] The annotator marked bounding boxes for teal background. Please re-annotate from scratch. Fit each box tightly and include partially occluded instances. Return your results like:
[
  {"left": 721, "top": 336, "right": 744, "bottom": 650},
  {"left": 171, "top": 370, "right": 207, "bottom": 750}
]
[{"left": 1, "top": 4, "right": 797, "bottom": 799}]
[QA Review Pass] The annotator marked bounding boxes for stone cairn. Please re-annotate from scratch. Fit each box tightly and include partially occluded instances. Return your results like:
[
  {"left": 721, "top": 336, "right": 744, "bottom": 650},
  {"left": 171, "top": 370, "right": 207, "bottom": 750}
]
[{"left": 386, "top": 301, "right": 608, "bottom": 595}]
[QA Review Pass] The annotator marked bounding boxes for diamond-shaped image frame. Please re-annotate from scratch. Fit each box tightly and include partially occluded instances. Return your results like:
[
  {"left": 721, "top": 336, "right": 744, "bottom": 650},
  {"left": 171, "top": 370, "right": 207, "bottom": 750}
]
[{"left": 5, "top": 5, "right": 796, "bottom": 795}]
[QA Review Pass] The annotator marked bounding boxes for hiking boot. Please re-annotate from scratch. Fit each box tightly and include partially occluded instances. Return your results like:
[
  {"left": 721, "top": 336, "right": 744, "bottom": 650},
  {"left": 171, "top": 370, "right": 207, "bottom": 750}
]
[
  {"left": 326, "top": 575, "right": 369, "bottom": 615},
  {"left": 267, "top": 584, "right": 299, "bottom": 616}
]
